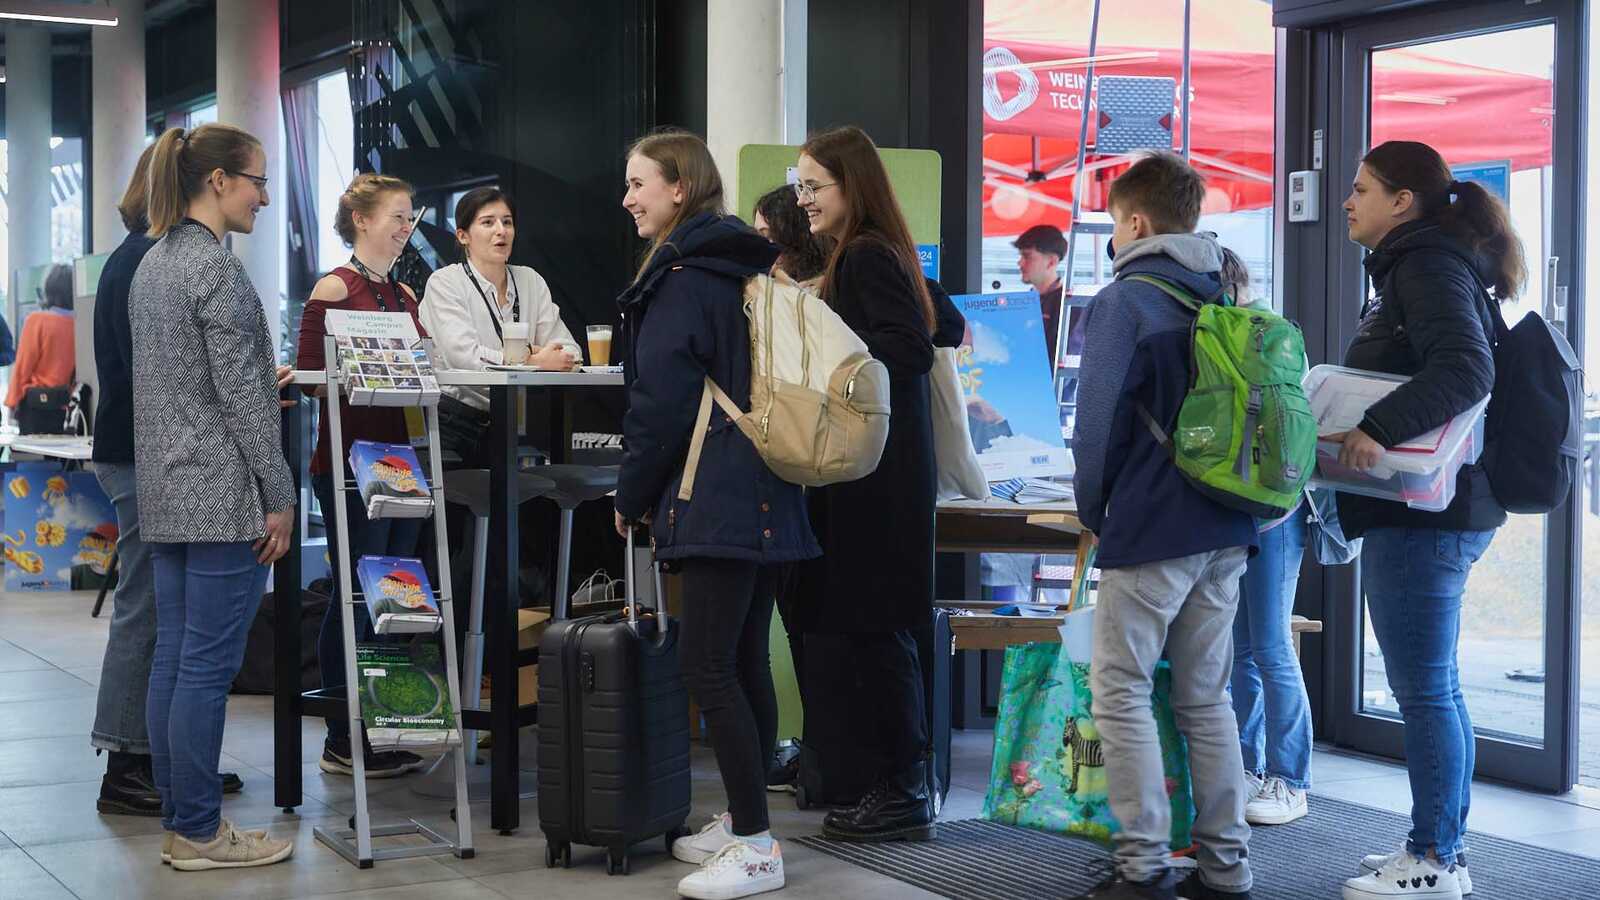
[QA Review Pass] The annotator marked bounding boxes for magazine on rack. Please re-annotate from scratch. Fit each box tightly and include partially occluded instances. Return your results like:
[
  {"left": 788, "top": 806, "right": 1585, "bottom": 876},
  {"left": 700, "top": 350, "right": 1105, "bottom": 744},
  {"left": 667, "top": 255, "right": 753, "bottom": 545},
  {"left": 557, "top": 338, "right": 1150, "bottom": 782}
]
[
  {"left": 349, "top": 441, "right": 433, "bottom": 519},
  {"left": 325, "top": 309, "right": 441, "bottom": 407},
  {"left": 357, "top": 642, "right": 460, "bottom": 749},
  {"left": 354, "top": 555, "right": 442, "bottom": 634}
]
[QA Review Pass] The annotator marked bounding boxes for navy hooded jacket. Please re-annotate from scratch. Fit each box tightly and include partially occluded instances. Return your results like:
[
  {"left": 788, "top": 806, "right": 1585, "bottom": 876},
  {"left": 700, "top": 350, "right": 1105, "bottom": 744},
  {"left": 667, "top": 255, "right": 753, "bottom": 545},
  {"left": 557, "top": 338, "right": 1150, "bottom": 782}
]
[
  {"left": 614, "top": 212, "right": 821, "bottom": 564},
  {"left": 1072, "top": 232, "right": 1258, "bottom": 568}
]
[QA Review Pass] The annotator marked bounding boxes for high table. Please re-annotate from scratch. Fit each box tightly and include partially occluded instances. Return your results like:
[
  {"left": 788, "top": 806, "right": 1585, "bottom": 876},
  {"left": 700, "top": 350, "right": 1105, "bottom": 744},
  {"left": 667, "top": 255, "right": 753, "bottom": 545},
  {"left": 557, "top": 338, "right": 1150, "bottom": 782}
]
[
  {"left": 935, "top": 499, "right": 1323, "bottom": 654},
  {"left": 273, "top": 368, "right": 625, "bottom": 834}
]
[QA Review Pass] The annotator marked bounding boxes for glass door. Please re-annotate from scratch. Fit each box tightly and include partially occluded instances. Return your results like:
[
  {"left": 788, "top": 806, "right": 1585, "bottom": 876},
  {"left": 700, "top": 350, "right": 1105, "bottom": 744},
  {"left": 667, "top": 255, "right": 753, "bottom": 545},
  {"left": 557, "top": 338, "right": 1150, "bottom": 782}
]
[{"left": 1329, "top": 0, "right": 1583, "bottom": 793}]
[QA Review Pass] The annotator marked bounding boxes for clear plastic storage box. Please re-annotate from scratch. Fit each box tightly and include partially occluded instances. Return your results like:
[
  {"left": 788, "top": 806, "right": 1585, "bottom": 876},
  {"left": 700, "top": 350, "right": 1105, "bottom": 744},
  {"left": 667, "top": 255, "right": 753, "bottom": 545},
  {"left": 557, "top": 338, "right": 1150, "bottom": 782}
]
[{"left": 1303, "top": 365, "right": 1488, "bottom": 512}]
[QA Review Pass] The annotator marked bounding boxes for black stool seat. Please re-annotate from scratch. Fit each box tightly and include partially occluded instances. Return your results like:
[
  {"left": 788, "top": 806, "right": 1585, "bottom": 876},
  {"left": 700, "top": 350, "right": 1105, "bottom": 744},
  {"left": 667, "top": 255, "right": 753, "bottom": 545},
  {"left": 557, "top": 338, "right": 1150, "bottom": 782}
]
[
  {"left": 533, "top": 464, "right": 620, "bottom": 508},
  {"left": 442, "top": 469, "right": 556, "bottom": 518}
]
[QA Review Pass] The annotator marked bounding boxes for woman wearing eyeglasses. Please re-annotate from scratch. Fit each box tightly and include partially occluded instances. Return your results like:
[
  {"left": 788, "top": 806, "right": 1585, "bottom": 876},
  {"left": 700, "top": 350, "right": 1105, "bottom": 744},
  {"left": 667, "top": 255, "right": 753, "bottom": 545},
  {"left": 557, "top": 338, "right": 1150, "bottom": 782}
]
[
  {"left": 130, "top": 123, "right": 295, "bottom": 871},
  {"left": 295, "top": 173, "right": 431, "bottom": 781},
  {"left": 420, "top": 187, "right": 582, "bottom": 466}
]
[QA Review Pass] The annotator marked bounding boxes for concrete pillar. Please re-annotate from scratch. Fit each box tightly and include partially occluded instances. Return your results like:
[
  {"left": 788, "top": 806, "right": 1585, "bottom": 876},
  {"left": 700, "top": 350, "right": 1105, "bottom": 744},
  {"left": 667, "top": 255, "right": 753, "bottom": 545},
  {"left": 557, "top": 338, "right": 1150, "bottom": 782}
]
[
  {"left": 91, "top": 0, "right": 148, "bottom": 252},
  {"left": 216, "top": 0, "right": 283, "bottom": 350},
  {"left": 6, "top": 23, "right": 54, "bottom": 287},
  {"left": 90, "top": 0, "right": 148, "bottom": 252},
  {"left": 706, "top": 0, "right": 784, "bottom": 211}
]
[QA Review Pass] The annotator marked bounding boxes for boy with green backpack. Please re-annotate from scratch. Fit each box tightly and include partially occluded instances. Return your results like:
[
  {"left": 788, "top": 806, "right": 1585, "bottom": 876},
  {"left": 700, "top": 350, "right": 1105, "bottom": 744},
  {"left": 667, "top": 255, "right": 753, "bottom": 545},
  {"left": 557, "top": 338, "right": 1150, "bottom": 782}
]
[{"left": 1071, "top": 152, "right": 1313, "bottom": 900}]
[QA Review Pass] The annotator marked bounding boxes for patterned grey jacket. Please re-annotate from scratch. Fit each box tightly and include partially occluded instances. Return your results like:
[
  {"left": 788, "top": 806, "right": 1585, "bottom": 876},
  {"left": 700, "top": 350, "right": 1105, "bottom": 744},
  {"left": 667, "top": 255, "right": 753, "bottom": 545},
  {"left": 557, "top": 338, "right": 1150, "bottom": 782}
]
[{"left": 130, "top": 220, "right": 295, "bottom": 543}]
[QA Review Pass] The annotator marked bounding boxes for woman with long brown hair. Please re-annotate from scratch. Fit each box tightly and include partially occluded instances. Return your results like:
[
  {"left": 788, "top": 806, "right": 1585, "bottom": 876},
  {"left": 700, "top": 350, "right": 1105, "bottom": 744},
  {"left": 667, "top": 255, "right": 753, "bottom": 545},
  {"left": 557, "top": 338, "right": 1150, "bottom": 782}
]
[
  {"left": 793, "top": 125, "right": 939, "bottom": 843},
  {"left": 1336, "top": 140, "right": 1521, "bottom": 900},
  {"left": 614, "top": 129, "right": 816, "bottom": 899}
]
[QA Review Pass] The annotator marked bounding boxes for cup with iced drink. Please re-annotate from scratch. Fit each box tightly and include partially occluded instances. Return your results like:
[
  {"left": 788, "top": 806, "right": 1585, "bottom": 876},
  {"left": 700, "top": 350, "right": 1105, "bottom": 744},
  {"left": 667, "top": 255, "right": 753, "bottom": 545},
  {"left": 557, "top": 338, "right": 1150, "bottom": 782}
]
[{"left": 586, "top": 325, "right": 613, "bottom": 366}]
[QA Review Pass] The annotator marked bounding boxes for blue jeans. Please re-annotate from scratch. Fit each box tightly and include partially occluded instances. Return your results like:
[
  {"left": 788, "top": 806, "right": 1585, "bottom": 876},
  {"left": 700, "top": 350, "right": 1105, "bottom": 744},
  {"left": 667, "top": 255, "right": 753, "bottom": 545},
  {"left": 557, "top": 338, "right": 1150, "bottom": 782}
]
[
  {"left": 1230, "top": 508, "right": 1313, "bottom": 789},
  {"left": 312, "top": 472, "right": 423, "bottom": 746},
  {"left": 148, "top": 541, "right": 268, "bottom": 840},
  {"left": 92, "top": 463, "right": 157, "bottom": 754},
  {"left": 1361, "top": 527, "right": 1495, "bottom": 866}
]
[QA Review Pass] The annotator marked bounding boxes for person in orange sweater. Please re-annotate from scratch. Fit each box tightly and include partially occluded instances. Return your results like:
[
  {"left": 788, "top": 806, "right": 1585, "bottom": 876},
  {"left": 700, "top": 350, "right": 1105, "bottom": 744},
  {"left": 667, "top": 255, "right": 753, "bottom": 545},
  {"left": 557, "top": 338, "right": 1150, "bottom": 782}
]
[{"left": 7, "top": 264, "right": 78, "bottom": 433}]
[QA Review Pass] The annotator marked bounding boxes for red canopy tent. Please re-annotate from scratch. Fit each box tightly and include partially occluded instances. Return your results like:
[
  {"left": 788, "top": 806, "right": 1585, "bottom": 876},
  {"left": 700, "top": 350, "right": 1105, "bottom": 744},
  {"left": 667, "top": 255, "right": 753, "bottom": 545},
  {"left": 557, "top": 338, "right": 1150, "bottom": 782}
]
[{"left": 982, "top": 0, "right": 1554, "bottom": 236}]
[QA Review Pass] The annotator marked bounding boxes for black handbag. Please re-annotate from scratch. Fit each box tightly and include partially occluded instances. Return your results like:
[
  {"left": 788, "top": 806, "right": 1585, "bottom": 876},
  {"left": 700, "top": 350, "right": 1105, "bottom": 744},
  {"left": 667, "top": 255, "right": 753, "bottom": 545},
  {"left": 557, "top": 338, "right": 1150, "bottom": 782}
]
[{"left": 17, "top": 384, "right": 71, "bottom": 435}]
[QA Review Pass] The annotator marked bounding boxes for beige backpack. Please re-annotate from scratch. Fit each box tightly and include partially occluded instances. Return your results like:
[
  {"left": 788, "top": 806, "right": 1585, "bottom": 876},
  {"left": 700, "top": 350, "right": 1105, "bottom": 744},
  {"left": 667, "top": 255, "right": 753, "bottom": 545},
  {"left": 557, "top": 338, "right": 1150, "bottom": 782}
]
[{"left": 678, "top": 273, "right": 891, "bottom": 500}]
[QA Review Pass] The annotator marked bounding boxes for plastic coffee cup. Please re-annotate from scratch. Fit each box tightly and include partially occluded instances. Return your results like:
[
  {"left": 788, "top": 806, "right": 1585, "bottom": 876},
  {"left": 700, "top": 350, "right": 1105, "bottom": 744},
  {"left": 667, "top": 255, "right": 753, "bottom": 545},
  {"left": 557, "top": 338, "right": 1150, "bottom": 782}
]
[
  {"left": 587, "top": 326, "right": 613, "bottom": 366},
  {"left": 503, "top": 322, "right": 530, "bottom": 364}
]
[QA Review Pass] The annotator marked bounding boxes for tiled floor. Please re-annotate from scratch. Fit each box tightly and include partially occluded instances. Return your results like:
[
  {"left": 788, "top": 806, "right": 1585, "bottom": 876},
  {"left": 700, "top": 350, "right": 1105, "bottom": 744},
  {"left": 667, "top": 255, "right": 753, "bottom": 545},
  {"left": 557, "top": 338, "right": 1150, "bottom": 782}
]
[{"left": 1, "top": 589, "right": 1596, "bottom": 899}]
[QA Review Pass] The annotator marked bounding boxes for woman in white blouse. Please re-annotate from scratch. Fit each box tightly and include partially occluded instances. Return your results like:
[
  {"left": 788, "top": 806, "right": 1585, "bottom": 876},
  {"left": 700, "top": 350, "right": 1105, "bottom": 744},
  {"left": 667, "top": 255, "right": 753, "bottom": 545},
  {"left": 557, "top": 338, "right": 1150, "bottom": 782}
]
[
  {"left": 421, "top": 187, "right": 582, "bottom": 462},
  {"left": 422, "top": 187, "right": 581, "bottom": 388}
]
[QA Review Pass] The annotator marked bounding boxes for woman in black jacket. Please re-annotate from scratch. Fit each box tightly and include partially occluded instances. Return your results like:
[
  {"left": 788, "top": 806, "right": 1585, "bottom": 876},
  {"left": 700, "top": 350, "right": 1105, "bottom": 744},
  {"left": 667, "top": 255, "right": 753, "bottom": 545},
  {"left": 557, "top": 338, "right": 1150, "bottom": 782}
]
[
  {"left": 615, "top": 129, "right": 817, "bottom": 900},
  {"left": 1335, "top": 140, "right": 1522, "bottom": 900},
  {"left": 793, "top": 126, "right": 940, "bottom": 843}
]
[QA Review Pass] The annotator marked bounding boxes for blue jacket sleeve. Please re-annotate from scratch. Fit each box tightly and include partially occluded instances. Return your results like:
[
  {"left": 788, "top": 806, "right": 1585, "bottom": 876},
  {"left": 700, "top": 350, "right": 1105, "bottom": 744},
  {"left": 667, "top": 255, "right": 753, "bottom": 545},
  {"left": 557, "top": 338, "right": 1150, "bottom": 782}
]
[
  {"left": 0, "top": 313, "right": 13, "bottom": 367},
  {"left": 615, "top": 273, "right": 713, "bottom": 520},
  {"left": 1072, "top": 287, "right": 1141, "bottom": 535}
]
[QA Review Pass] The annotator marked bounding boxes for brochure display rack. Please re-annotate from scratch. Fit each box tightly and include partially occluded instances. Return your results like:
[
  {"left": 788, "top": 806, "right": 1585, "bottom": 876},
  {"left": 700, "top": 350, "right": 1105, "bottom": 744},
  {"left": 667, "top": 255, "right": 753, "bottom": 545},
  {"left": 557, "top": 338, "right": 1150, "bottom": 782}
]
[{"left": 315, "top": 326, "right": 474, "bottom": 868}]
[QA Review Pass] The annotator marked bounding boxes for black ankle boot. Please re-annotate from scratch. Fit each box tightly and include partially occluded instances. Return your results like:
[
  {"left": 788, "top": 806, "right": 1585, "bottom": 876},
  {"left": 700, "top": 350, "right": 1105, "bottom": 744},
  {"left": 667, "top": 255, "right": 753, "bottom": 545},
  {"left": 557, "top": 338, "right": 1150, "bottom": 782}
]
[
  {"left": 98, "top": 751, "right": 162, "bottom": 817},
  {"left": 821, "top": 758, "right": 936, "bottom": 842}
]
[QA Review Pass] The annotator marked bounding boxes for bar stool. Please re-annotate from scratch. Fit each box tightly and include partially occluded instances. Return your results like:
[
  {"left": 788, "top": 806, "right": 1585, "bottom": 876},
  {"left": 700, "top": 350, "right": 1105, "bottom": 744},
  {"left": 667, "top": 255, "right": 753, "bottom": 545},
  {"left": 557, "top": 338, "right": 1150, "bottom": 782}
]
[
  {"left": 440, "top": 468, "right": 556, "bottom": 765},
  {"left": 531, "top": 464, "right": 621, "bottom": 619}
]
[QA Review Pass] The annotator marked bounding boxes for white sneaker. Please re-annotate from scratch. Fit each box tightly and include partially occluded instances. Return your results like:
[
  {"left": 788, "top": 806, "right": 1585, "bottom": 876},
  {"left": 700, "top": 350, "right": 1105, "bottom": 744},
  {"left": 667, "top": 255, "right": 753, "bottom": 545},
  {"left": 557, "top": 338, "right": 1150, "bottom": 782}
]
[
  {"left": 1362, "top": 847, "right": 1473, "bottom": 895},
  {"left": 1244, "top": 770, "right": 1267, "bottom": 800},
  {"left": 673, "top": 813, "right": 737, "bottom": 865},
  {"left": 677, "top": 840, "right": 785, "bottom": 900},
  {"left": 1244, "top": 776, "right": 1308, "bottom": 825},
  {"left": 1344, "top": 851, "right": 1462, "bottom": 900}
]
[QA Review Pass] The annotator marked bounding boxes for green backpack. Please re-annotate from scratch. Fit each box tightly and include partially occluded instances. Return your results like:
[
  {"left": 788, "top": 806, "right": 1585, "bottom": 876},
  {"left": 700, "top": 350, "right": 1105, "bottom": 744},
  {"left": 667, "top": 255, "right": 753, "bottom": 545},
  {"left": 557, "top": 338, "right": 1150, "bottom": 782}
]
[{"left": 1125, "top": 273, "right": 1316, "bottom": 519}]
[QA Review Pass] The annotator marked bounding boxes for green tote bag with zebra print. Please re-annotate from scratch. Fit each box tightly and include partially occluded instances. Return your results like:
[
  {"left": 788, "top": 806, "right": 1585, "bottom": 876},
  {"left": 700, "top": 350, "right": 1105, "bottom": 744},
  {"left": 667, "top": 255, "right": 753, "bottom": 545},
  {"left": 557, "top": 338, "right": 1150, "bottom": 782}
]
[{"left": 981, "top": 642, "right": 1194, "bottom": 850}]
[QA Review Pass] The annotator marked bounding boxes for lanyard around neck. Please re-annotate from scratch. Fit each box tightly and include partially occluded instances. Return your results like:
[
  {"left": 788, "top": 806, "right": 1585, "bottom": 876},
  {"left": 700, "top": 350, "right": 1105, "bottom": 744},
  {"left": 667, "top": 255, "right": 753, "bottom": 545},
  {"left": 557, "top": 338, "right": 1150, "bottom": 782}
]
[
  {"left": 348, "top": 255, "right": 404, "bottom": 314},
  {"left": 462, "top": 262, "right": 518, "bottom": 341}
]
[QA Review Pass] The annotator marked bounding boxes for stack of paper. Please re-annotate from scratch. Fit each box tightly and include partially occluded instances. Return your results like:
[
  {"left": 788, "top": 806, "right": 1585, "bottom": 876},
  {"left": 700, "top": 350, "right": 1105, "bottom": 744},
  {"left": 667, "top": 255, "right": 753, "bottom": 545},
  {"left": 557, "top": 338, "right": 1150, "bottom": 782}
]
[
  {"left": 355, "top": 556, "right": 442, "bottom": 634},
  {"left": 349, "top": 441, "right": 432, "bottom": 519},
  {"left": 990, "top": 477, "right": 1074, "bottom": 504}
]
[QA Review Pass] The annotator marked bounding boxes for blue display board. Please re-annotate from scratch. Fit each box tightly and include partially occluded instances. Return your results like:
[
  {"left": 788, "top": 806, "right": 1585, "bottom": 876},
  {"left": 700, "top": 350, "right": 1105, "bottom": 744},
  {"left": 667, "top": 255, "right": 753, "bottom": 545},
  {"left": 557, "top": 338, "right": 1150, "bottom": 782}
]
[
  {"left": 3, "top": 467, "right": 117, "bottom": 592},
  {"left": 954, "top": 292, "right": 1072, "bottom": 481},
  {"left": 1450, "top": 160, "right": 1511, "bottom": 206}
]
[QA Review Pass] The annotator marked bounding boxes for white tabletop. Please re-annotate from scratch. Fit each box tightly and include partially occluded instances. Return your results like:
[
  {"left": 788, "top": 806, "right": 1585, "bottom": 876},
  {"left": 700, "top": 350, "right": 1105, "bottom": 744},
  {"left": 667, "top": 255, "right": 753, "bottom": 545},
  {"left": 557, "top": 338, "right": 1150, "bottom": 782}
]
[
  {"left": 289, "top": 369, "right": 624, "bottom": 388},
  {"left": 3, "top": 435, "right": 95, "bottom": 460}
]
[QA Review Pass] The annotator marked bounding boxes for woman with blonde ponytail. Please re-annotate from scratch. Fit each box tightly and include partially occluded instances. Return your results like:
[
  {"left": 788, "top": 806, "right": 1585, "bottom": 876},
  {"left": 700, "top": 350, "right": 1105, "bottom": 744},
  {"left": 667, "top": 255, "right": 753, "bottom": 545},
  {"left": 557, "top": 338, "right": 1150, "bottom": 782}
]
[{"left": 128, "top": 123, "right": 296, "bottom": 871}]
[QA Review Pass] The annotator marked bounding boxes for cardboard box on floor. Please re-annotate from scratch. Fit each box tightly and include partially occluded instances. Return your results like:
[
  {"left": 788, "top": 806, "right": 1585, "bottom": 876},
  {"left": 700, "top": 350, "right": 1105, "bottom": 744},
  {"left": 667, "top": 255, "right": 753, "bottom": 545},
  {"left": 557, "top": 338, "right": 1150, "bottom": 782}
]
[{"left": 481, "top": 608, "right": 550, "bottom": 707}]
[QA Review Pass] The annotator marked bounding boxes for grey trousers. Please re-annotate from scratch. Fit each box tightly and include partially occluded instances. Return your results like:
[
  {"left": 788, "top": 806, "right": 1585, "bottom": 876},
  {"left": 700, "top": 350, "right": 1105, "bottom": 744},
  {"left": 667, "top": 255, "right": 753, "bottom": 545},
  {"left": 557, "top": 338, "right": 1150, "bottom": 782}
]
[
  {"left": 1091, "top": 546, "right": 1253, "bottom": 892},
  {"left": 91, "top": 463, "right": 156, "bottom": 754}
]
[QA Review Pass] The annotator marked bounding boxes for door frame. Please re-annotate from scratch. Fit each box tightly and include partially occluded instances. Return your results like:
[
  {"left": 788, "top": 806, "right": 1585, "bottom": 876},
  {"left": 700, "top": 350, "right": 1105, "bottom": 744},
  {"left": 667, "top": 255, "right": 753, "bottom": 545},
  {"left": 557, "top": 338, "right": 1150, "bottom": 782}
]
[{"left": 1312, "top": 0, "right": 1587, "bottom": 794}]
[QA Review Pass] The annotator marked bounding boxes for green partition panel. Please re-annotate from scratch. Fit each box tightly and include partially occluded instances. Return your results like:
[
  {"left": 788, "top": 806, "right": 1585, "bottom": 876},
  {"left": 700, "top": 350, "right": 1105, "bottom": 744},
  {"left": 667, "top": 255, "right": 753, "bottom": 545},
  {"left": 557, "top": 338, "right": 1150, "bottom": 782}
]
[
  {"left": 736, "top": 143, "right": 943, "bottom": 278},
  {"left": 770, "top": 607, "right": 803, "bottom": 741}
]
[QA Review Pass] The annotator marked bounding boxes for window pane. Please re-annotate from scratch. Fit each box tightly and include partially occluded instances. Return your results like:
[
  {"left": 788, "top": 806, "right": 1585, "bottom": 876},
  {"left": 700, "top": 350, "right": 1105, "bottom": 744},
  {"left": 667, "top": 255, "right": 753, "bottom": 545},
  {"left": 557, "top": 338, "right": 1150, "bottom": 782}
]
[{"left": 315, "top": 72, "right": 355, "bottom": 272}]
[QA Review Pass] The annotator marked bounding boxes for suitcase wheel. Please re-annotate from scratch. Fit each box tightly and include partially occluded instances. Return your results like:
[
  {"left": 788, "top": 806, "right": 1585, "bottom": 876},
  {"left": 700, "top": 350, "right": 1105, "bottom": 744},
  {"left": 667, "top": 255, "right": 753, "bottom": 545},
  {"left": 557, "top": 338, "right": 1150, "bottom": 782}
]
[
  {"left": 606, "top": 848, "right": 629, "bottom": 876},
  {"left": 794, "top": 784, "right": 811, "bottom": 810},
  {"left": 544, "top": 840, "right": 570, "bottom": 869}
]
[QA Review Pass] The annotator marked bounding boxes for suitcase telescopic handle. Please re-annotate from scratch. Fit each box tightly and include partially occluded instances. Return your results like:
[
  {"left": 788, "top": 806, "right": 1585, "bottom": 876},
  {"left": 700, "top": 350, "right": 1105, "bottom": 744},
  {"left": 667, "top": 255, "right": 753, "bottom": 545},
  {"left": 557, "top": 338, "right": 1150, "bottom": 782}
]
[{"left": 623, "top": 525, "right": 670, "bottom": 644}]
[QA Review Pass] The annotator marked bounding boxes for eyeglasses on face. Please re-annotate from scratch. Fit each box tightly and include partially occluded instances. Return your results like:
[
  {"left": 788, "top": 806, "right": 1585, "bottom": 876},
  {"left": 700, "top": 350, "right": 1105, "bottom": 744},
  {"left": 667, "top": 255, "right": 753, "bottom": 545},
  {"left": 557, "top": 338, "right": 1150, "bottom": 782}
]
[
  {"left": 227, "top": 170, "right": 269, "bottom": 190},
  {"left": 792, "top": 181, "right": 837, "bottom": 203}
]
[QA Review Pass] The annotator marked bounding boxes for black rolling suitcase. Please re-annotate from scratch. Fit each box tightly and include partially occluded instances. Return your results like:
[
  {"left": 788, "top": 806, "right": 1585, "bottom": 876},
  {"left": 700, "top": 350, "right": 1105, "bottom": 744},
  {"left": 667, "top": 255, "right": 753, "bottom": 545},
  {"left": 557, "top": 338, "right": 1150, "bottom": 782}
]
[
  {"left": 537, "top": 529, "right": 691, "bottom": 875},
  {"left": 795, "top": 608, "right": 954, "bottom": 813}
]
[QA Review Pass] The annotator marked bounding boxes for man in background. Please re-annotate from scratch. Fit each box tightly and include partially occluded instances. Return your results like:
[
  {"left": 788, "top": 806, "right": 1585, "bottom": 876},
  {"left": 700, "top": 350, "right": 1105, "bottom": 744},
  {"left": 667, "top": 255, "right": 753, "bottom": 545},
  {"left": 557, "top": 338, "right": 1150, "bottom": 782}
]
[{"left": 1014, "top": 224, "right": 1068, "bottom": 364}]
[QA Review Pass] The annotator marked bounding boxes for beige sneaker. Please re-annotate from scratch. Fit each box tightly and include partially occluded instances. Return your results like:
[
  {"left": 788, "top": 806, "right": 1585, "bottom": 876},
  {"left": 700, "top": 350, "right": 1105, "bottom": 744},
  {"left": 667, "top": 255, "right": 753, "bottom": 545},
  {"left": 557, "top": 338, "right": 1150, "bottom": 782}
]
[
  {"left": 163, "top": 826, "right": 269, "bottom": 864},
  {"left": 170, "top": 820, "right": 293, "bottom": 871}
]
